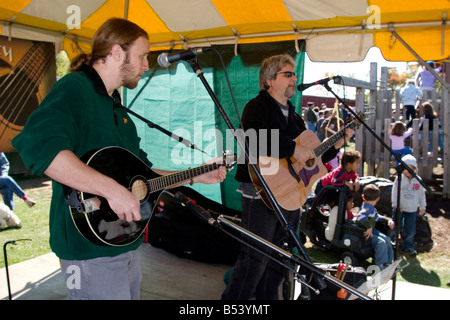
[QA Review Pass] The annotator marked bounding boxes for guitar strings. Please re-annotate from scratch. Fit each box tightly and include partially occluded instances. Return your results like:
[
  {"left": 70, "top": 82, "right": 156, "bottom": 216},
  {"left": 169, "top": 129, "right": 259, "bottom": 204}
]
[
  {"left": 0, "top": 43, "right": 54, "bottom": 142},
  {"left": 80, "top": 162, "right": 221, "bottom": 205}
]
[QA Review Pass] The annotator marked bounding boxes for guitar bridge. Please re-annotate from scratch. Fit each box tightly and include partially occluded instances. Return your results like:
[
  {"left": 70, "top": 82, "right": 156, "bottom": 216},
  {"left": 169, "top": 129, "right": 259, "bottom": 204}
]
[{"left": 82, "top": 197, "right": 101, "bottom": 213}]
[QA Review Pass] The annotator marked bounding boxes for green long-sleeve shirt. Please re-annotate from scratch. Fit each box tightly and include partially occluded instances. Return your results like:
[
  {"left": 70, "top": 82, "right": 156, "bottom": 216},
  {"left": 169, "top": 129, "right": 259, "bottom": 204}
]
[{"left": 13, "top": 64, "right": 151, "bottom": 260}]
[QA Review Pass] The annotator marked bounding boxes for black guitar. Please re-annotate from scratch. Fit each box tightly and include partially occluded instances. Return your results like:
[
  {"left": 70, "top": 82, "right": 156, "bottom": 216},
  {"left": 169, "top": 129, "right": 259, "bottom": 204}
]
[{"left": 64, "top": 146, "right": 236, "bottom": 247}]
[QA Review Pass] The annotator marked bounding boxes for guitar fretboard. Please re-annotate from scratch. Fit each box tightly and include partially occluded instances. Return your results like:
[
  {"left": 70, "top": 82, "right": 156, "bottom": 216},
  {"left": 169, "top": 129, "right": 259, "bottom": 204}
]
[
  {"left": 148, "top": 162, "right": 220, "bottom": 193},
  {"left": 313, "top": 122, "right": 357, "bottom": 157}
]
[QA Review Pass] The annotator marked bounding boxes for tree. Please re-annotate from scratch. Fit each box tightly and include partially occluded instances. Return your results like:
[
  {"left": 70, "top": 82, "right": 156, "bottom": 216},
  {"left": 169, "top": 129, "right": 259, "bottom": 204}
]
[
  {"left": 387, "top": 63, "right": 418, "bottom": 91},
  {"left": 56, "top": 50, "right": 70, "bottom": 79}
]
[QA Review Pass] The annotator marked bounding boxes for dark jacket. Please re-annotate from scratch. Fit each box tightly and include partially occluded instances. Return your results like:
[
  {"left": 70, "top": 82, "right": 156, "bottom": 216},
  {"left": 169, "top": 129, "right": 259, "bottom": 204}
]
[{"left": 235, "top": 90, "right": 338, "bottom": 183}]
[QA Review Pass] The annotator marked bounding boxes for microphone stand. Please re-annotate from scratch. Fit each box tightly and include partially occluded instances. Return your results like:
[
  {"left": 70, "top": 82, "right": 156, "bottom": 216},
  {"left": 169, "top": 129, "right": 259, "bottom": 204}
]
[
  {"left": 215, "top": 214, "right": 371, "bottom": 300},
  {"left": 185, "top": 58, "right": 371, "bottom": 300},
  {"left": 171, "top": 190, "right": 370, "bottom": 300},
  {"left": 321, "top": 80, "right": 431, "bottom": 300},
  {"left": 116, "top": 105, "right": 207, "bottom": 155},
  {"left": 3, "top": 239, "right": 32, "bottom": 300}
]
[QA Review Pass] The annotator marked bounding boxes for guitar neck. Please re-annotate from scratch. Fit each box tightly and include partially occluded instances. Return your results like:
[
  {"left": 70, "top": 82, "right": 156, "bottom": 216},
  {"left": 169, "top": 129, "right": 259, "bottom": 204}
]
[
  {"left": 148, "top": 162, "right": 220, "bottom": 193},
  {"left": 314, "top": 122, "right": 356, "bottom": 157}
]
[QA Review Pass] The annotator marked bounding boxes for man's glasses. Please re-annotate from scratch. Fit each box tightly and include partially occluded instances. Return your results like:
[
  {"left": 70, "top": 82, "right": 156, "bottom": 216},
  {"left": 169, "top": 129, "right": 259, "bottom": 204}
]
[{"left": 276, "top": 71, "right": 296, "bottom": 78}]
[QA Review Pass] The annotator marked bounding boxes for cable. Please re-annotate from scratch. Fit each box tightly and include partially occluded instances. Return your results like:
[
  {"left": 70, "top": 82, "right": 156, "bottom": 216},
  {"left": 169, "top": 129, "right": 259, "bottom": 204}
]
[{"left": 209, "top": 47, "right": 242, "bottom": 128}]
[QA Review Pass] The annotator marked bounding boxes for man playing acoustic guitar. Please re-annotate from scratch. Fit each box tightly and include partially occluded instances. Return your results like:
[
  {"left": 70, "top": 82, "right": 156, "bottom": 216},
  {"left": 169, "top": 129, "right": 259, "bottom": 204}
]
[{"left": 222, "top": 54, "right": 354, "bottom": 300}]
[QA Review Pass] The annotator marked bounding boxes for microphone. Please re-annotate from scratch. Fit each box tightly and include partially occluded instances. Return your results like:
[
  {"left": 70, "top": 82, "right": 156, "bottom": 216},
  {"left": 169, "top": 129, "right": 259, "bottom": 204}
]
[
  {"left": 297, "top": 76, "right": 338, "bottom": 91},
  {"left": 157, "top": 47, "right": 212, "bottom": 68},
  {"left": 174, "top": 192, "right": 220, "bottom": 228}
]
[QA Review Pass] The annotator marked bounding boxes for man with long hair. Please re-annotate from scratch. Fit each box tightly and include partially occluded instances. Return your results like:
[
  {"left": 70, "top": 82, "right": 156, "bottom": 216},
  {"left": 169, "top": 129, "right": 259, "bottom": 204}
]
[{"left": 13, "top": 18, "right": 226, "bottom": 300}]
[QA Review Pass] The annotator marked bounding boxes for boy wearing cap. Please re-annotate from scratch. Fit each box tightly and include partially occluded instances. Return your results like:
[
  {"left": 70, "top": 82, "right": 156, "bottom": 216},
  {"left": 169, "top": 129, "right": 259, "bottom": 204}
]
[{"left": 391, "top": 154, "right": 426, "bottom": 257}]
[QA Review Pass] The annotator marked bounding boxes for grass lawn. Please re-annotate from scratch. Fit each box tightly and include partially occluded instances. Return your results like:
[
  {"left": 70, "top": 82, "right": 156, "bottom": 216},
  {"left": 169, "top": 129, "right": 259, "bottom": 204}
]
[{"left": 0, "top": 176, "right": 52, "bottom": 268}]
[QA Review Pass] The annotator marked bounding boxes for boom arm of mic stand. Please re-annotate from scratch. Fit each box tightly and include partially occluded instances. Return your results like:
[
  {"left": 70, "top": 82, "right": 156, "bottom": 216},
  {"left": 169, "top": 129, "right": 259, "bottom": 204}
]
[
  {"left": 217, "top": 215, "right": 372, "bottom": 300},
  {"left": 187, "top": 58, "right": 328, "bottom": 290}
]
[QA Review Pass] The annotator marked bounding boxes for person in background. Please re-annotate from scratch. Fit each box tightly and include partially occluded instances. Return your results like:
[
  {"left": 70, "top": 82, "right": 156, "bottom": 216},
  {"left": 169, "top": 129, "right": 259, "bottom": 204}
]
[
  {"left": 315, "top": 150, "right": 361, "bottom": 196},
  {"left": 316, "top": 108, "right": 330, "bottom": 142},
  {"left": 319, "top": 108, "right": 345, "bottom": 169},
  {"left": 400, "top": 80, "right": 422, "bottom": 127},
  {"left": 304, "top": 101, "right": 318, "bottom": 132},
  {"left": 0, "top": 152, "right": 36, "bottom": 210},
  {"left": 416, "top": 61, "right": 442, "bottom": 91},
  {"left": 389, "top": 120, "right": 413, "bottom": 164},
  {"left": 419, "top": 101, "right": 444, "bottom": 155},
  {"left": 356, "top": 184, "right": 395, "bottom": 270},
  {"left": 391, "top": 155, "right": 426, "bottom": 257}
]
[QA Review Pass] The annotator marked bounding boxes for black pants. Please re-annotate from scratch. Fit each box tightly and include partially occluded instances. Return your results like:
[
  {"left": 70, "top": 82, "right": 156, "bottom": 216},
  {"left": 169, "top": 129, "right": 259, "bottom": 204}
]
[
  {"left": 404, "top": 105, "right": 416, "bottom": 128},
  {"left": 221, "top": 184, "right": 299, "bottom": 300}
]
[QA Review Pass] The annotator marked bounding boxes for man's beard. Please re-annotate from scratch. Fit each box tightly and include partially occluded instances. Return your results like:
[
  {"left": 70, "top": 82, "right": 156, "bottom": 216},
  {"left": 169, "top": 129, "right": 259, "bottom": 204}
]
[
  {"left": 284, "top": 86, "right": 295, "bottom": 99},
  {"left": 120, "top": 54, "right": 141, "bottom": 89}
]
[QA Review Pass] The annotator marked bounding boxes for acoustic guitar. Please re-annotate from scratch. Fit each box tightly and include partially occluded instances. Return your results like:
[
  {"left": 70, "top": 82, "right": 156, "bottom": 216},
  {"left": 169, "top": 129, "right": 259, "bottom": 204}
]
[
  {"left": 0, "top": 39, "right": 55, "bottom": 152},
  {"left": 249, "top": 117, "right": 360, "bottom": 211},
  {"left": 64, "top": 146, "right": 236, "bottom": 246}
]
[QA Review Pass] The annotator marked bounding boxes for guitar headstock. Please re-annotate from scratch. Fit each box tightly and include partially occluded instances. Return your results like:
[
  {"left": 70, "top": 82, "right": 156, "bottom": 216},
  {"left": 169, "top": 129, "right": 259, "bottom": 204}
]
[
  {"left": 223, "top": 150, "right": 237, "bottom": 172},
  {"left": 346, "top": 111, "right": 363, "bottom": 128}
]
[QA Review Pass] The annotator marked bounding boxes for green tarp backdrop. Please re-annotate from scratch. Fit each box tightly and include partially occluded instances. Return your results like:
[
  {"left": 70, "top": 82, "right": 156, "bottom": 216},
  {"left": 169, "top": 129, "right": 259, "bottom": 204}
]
[{"left": 123, "top": 41, "right": 306, "bottom": 211}]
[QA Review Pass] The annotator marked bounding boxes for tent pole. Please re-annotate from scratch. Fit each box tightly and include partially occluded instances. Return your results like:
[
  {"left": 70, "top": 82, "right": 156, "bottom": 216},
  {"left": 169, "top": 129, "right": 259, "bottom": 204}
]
[
  {"left": 389, "top": 24, "right": 450, "bottom": 92},
  {"left": 124, "top": 0, "right": 129, "bottom": 20}
]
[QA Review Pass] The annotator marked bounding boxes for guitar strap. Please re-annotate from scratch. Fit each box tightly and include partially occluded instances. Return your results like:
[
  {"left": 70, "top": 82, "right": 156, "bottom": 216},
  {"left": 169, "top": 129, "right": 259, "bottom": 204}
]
[
  {"left": 62, "top": 184, "right": 85, "bottom": 213},
  {"left": 286, "top": 157, "right": 301, "bottom": 183}
]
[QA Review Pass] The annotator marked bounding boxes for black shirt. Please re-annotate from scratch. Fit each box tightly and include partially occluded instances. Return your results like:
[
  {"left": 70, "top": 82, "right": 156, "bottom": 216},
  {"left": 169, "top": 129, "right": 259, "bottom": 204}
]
[{"left": 235, "top": 90, "right": 338, "bottom": 183}]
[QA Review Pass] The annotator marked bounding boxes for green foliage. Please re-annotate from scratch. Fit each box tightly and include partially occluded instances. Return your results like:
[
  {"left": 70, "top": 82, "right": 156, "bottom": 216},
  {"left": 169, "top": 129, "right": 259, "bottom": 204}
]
[{"left": 56, "top": 50, "right": 70, "bottom": 79}]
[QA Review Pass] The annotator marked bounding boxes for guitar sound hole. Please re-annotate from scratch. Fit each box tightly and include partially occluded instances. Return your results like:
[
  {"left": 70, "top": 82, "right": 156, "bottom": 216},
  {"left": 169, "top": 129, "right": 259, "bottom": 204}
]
[
  {"left": 305, "top": 158, "right": 315, "bottom": 168},
  {"left": 131, "top": 178, "right": 148, "bottom": 201}
]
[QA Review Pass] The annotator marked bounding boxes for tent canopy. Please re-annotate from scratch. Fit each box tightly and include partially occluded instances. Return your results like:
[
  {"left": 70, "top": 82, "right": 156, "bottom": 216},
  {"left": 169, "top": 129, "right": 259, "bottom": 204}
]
[{"left": 1, "top": 0, "right": 449, "bottom": 62}]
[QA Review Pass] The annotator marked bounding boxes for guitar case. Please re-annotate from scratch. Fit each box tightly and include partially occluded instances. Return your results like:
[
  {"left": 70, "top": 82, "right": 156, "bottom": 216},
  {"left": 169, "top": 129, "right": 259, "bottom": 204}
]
[{"left": 146, "top": 186, "right": 241, "bottom": 265}]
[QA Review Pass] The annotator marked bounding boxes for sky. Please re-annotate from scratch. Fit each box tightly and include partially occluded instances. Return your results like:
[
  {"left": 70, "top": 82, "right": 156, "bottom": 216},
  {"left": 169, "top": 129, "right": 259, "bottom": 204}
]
[{"left": 301, "top": 47, "right": 410, "bottom": 99}]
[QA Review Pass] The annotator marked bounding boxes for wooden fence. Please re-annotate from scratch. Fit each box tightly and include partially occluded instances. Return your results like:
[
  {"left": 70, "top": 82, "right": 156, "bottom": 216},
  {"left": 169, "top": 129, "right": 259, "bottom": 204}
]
[{"left": 352, "top": 69, "right": 449, "bottom": 198}]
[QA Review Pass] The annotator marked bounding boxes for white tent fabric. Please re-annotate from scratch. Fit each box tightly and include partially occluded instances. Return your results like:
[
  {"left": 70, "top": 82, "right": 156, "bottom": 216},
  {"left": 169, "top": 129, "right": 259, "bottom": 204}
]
[{"left": 1, "top": 0, "right": 449, "bottom": 62}]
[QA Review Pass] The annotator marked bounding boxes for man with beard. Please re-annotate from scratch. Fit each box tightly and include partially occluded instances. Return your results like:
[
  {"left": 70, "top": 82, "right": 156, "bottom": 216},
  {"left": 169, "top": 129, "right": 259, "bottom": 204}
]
[
  {"left": 12, "top": 18, "right": 226, "bottom": 300},
  {"left": 222, "top": 54, "right": 353, "bottom": 300}
]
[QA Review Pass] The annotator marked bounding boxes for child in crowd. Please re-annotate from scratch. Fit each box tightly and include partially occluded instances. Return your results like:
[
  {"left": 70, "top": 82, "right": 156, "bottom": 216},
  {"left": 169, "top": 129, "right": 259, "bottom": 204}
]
[
  {"left": 389, "top": 121, "right": 413, "bottom": 164},
  {"left": 346, "top": 192, "right": 356, "bottom": 220},
  {"left": 391, "top": 154, "right": 426, "bottom": 257},
  {"left": 315, "top": 150, "right": 361, "bottom": 195},
  {"left": 356, "top": 184, "right": 395, "bottom": 269}
]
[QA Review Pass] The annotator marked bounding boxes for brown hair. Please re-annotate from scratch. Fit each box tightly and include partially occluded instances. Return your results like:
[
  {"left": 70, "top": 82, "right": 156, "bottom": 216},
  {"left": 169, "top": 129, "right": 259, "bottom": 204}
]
[
  {"left": 70, "top": 18, "right": 148, "bottom": 72},
  {"left": 340, "top": 150, "right": 361, "bottom": 167},
  {"left": 421, "top": 101, "right": 437, "bottom": 119},
  {"left": 362, "top": 184, "right": 380, "bottom": 201},
  {"left": 390, "top": 120, "right": 407, "bottom": 136}
]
